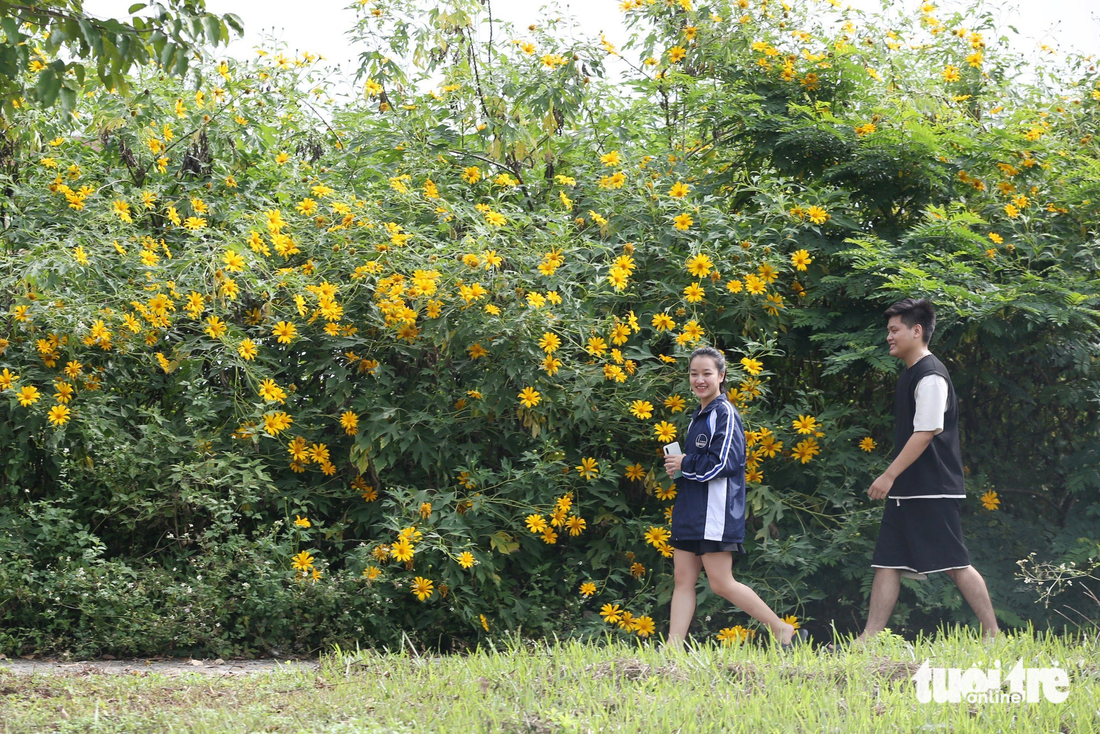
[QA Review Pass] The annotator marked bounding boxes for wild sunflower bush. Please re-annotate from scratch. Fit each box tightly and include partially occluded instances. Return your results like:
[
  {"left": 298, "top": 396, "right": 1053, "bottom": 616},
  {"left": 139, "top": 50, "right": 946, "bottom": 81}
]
[{"left": 1, "top": 0, "right": 1098, "bottom": 656}]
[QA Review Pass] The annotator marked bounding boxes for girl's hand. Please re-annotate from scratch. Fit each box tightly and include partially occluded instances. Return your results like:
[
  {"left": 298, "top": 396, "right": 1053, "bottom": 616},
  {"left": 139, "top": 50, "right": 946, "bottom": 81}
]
[{"left": 663, "top": 453, "right": 684, "bottom": 478}]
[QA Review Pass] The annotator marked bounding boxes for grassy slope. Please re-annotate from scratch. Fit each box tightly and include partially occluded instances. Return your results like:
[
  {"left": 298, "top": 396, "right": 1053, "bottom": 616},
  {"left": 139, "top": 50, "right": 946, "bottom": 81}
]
[{"left": 1, "top": 628, "right": 1098, "bottom": 733}]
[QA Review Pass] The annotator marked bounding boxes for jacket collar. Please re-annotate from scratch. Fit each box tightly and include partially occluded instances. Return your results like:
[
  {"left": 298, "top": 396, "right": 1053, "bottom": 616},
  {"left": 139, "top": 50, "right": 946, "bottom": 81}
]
[{"left": 691, "top": 393, "right": 728, "bottom": 421}]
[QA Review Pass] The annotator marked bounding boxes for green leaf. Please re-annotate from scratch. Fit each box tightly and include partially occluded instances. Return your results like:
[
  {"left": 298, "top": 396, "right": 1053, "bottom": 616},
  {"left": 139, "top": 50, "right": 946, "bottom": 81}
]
[
  {"left": 35, "top": 68, "right": 61, "bottom": 107},
  {"left": 489, "top": 531, "right": 520, "bottom": 555}
]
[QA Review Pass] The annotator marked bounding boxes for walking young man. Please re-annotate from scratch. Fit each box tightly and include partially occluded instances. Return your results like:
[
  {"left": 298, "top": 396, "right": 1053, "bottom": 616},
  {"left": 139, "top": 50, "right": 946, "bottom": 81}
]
[{"left": 855, "top": 298, "right": 999, "bottom": 643}]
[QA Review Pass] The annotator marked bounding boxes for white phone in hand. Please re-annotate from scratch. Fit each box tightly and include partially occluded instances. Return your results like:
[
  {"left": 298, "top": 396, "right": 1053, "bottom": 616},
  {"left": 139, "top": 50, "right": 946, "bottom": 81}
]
[{"left": 663, "top": 442, "right": 682, "bottom": 479}]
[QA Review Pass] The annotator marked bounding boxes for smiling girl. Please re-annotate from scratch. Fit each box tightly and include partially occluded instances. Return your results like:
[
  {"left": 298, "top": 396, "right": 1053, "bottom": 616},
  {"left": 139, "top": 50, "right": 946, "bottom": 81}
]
[{"left": 662, "top": 346, "right": 804, "bottom": 649}]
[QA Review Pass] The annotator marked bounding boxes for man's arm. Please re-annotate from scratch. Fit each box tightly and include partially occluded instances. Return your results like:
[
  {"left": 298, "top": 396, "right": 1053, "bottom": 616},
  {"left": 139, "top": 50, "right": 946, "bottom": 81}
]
[{"left": 868, "top": 431, "right": 935, "bottom": 500}]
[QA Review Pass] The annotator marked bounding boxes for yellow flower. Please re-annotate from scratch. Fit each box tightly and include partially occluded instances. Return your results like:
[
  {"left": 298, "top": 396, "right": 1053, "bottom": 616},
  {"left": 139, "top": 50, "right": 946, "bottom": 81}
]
[
  {"left": 53, "top": 382, "right": 74, "bottom": 404},
  {"left": 291, "top": 551, "right": 314, "bottom": 572},
  {"left": 654, "top": 421, "right": 677, "bottom": 442},
  {"left": 740, "top": 357, "right": 763, "bottom": 375},
  {"left": 238, "top": 339, "right": 258, "bottom": 360},
  {"left": 680, "top": 320, "right": 704, "bottom": 343},
  {"left": 538, "top": 332, "right": 561, "bottom": 353},
  {"left": 263, "top": 412, "right": 292, "bottom": 435},
  {"left": 390, "top": 537, "right": 415, "bottom": 562},
  {"left": 541, "top": 355, "right": 563, "bottom": 376},
  {"left": 457, "top": 552, "right": 476, "bottom": 569},
  {"left": 672, "top": 213, "right": 693, "bottom": 231},
  {"left": 340, "top": 411, "right": 359, "bottom": 435},
  {"left": 942, "top": 65, "right": 960, "bottom": 82},
  {"left": 792, "top": 415, "right": 818, "bottom": 434},
  {"left": 859, "top": 437, "right": 877, "bottom": 452},
  {"left": 630, "top": 400, "right": 654, "bottom": 420},
  {"left": 791, "top": 249, "right": 812, "bottom": 271},
  {"left": 411, "top": 576, "right": 434, "bottom": 601},
  {"left": 716, "top": 626, "right": 745, "bottom": 646},
  {"left": 651, "top": 313, "right": 676, "bottom": 332},
  {"left": 204, "top": 315, "right": 227, "bottom": 338},
  {"left": 634, "top": 616, "right": 656, "bottom": 637},
  {"left": 683, "top": 282, "right": 705, "bottom": 303},
  {"left": 726, "top": 279, "right": 744, "bottom": 294},
  {"left": 580, "top": 581, "right": 597, "bottom": 597},
  {"left": 0, "top": 368, "right": 19, "bottom": 390},
  {"left": 273, "top": 321, "right": 297, "bottom": 344},
  {"left": 461, "top": 166, "right": 482, "bottom": 184},
  {"left": 806, "top": 205, "right": 829, "bottom": 225},
  {"left": 294, "top": 515, "right": 311, "bottom": 528},
  {"left": 664, "top": 395, "right": 686, "bottom": 413},
  {"left": 625, "top": 463, "right": 646, "bottom": 480},
  {"left": 656, "top": 483, "right": 677, "bottom": 501},
  {"left": 599, "top": 603, "right": 623, "bottom": 624},
  {"left": 586, "top": 336, "right": 608, "bottom": 356},
  {"left": 222, "top": 250, "right": 246, "bottom": 272},
  {"left": 258, "top": 379, "right": 287, "bottom": 403},
  {"left": 47, "top": 404, "right": 71, "bottom": 425},
  {"left": 566, "top": 515, "right": 586, "bottom": 536},
  {"left": 792, "top": 437, "right": 820, "bottom": 464},
  {"left": 600, "top": 150, "right": 621, "bottom": 166},
  {"left": 644, "top": 526, "right": 671, "bottom": 547},
  {"left": 668, "top": 46, "right": 687, "bottom": 63},
  {"left": 669, "top": 181, "right": 690, "bottom": 198},
  {"left": 518, "top": 387, "right": 542, "bottom": 408},
  {"left": 783, "top": 614, "right": 800, "bottom": 630},
  {"left": 743, "top": 273, "right": 766, "bottom": 295},
  {"left": 607, "top": 267, "right": 629, "bottom": 291},
  {"left": 685, "top": 253, "right": 713, "bottom": 277},
  {"left": 525, "top": 514, "right": 548, "bottom": 533},
  {"left": 980, "top": 490, "right": 1001, "bottom": 510},
  {"left": 576, "top": 457, "right": 599, "bottom": 480},
  {"left": 112, "top": 199, "right": 132, "bottom": 223},
  {"left": 274, "top": 152, "right": 290, "bottom": 165},
  {"left": 467, "top": 342, "right": 488, "bottom": 359}
]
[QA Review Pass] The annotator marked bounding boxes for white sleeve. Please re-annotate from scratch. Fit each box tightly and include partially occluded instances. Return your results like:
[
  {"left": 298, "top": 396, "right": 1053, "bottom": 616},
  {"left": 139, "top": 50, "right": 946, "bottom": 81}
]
[{"left": 913, "top": 375, "right": 948, "bottom": 434}]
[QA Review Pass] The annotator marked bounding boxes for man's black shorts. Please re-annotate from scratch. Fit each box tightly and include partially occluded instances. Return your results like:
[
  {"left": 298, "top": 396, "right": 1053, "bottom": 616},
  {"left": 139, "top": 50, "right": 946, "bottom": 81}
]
[{"left": 870, "top": 497, "right": 971, "bottom": 575}]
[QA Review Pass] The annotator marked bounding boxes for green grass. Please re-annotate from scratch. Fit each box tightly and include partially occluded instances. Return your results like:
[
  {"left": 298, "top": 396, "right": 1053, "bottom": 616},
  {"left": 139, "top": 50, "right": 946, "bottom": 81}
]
[{"left": 2, "top": 627, "right": 1098, "bottom": 733}]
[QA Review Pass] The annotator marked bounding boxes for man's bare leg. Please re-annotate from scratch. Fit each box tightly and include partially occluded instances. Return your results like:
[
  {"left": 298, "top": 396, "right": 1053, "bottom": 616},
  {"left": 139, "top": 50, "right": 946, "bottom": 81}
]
[
  {"left": 944, "top": 566, "right": 1000, "bottom": 640},
  {"left": 853, "top": 567, "right": 902, "bottom": 644}
]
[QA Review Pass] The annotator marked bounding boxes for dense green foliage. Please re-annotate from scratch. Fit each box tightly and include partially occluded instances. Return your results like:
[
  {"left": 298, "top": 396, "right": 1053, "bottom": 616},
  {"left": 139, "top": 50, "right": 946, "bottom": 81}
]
[
  {"left": 0, "top": 0, "right": 1098, "bottom": 657},
  {"left": 0, "top": 0, "right": 242, "bottom": 117}
]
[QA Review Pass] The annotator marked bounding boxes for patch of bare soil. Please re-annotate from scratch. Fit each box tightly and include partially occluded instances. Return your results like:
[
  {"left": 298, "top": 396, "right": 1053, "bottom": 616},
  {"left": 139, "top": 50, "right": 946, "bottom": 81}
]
[{"left": 0, "top": 655, "right": 319, "bottom": 677}]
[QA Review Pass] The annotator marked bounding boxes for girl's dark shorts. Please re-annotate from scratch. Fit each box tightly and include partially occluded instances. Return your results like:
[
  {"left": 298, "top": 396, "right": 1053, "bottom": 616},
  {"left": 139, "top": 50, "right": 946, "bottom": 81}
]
[
  {"left": 870, "top": 497, "right": 971, "bottom": 575},
  {"left": 670, "top": 538, "right": 747, "bottom": 561}
]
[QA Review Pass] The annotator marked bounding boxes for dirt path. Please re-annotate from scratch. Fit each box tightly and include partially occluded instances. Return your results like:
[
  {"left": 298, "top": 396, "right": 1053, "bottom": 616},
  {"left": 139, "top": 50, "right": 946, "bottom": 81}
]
[{"left": 0, "top": 656, "right": 320, "bottom": 677}]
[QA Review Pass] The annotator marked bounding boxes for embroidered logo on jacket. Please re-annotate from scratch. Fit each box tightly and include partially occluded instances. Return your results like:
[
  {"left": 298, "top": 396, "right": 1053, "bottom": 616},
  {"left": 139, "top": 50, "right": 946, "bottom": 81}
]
[{"left": 695, "top": 433, "right": 708, "bottom": 448}]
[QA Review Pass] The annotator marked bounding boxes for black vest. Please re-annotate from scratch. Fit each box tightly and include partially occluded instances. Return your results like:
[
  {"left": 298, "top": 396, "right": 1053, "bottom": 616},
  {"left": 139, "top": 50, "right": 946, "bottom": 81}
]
[{"left": 891, "top": 354, "right": 966, "bottom": 498}]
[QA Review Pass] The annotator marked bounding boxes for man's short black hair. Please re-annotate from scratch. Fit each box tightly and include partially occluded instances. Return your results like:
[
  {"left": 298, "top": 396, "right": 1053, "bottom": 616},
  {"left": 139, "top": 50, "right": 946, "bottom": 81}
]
[{"left": 884, "top": 298, "right": 936, "bottom": 344}]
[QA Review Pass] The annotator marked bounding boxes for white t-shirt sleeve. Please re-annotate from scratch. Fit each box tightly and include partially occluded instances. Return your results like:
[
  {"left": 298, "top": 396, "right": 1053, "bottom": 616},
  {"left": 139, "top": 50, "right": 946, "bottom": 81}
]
[{"left": 913, "top": 375, "right": 948, "bottom": 434}]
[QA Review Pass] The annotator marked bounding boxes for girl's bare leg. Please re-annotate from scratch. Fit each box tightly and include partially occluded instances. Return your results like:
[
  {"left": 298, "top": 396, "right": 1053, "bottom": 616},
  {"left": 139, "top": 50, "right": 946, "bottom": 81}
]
[
  {"left": 667, "top": 549, "right": 703, "bottom": 648},
  {"left": 701, "top": 552, "right": 795, "bottom": 645}
]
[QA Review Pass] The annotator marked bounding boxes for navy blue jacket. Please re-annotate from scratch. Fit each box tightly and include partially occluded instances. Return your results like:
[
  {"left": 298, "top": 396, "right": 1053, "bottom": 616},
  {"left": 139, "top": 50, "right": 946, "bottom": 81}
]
[{"left": 671, "top": 394, "right": 747, "bottom": 543}]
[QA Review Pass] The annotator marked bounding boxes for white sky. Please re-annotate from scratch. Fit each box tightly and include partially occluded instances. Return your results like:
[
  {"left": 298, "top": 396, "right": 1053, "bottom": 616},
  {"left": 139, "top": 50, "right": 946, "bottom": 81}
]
[{"left": 83, "top": 0, "right": 1098, "bottom": 85}]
